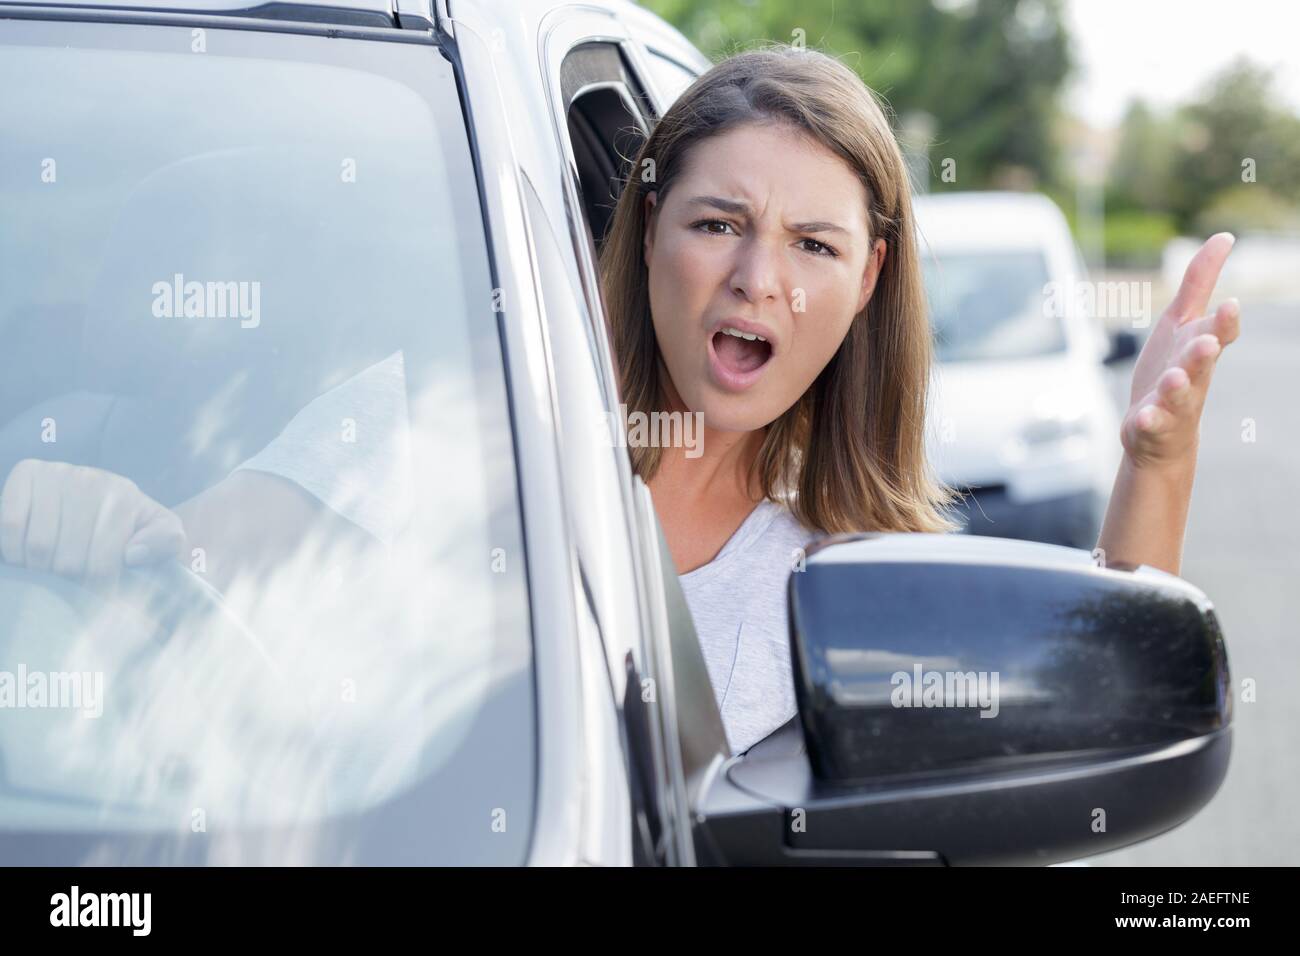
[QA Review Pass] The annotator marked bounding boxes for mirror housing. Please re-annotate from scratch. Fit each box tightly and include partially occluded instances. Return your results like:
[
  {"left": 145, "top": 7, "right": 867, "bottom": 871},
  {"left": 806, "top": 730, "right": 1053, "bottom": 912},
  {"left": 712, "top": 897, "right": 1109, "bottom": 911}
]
[{"left": 693, "top": 534, "right": 1231, "bottom": 866}]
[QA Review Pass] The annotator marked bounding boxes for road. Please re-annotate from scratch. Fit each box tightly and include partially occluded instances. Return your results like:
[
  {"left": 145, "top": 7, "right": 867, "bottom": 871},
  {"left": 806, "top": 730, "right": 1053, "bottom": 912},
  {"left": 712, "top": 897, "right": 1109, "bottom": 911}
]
[{"left": 1088, "top": 298, "right": 1298, "bottom": 865}]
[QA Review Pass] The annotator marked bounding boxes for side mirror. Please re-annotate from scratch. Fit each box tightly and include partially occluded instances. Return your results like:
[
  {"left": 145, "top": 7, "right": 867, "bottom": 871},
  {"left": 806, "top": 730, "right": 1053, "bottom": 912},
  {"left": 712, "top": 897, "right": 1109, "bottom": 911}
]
[
  {"left": 1103, "top": 329, "right": 1139, "bottom": 365},
  {"left": 693, "top": 534, "right": 1231, "bottom": 866}
]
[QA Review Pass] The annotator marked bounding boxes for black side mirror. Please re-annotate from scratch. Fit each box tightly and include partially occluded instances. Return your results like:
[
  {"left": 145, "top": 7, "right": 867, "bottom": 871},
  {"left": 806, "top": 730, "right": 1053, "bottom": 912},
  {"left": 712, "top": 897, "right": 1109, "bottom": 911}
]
[
  {"left": 693, "top": 534, "right": 1231, "bottom": 866},
  {"left": 1104, "top": 329, "right": 1139, "bottom": 365}
]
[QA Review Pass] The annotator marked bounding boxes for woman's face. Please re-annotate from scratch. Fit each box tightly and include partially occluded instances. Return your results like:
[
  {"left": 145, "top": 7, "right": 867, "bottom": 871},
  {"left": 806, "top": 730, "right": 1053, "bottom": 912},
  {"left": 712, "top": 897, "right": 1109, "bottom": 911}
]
[{"left": 643, "top": 121, "right": 886, "bottom": 433}]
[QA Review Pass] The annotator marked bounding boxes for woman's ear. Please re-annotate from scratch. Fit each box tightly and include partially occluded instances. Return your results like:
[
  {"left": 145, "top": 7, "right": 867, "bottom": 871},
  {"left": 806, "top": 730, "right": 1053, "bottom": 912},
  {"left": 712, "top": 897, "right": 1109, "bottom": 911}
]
[
  {"left": 857, "top": 237, "right": 887, "bottom": 313},
  {"left": 642, "top": 190, "right": 658, "bottom": 265}
]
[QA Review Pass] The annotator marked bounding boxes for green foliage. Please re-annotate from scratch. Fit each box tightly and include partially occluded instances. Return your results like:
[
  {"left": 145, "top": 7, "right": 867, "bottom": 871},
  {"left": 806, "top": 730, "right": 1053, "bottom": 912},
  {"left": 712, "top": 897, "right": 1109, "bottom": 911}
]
[
  {"left": 1167, "top": 60, "right": 1300, "bottom": 228},
  {"left": 1106, "top": 101, "right": 1178, "bottom": 214},
  {"left": 643, "top": 2, "right": 1300, "bottom": 265},
  {"left": 1101, "top": 211, "right": 1177, "bottom": 269},
  {"left": 641, "top": 0, "right": 1074, "bottom": 192},
  {"left": 1194, "top": 185, "right": 1300, "bottom": 236},
  {"left": 1108, "top": 58, "right": 1300, "bottom": 232}
]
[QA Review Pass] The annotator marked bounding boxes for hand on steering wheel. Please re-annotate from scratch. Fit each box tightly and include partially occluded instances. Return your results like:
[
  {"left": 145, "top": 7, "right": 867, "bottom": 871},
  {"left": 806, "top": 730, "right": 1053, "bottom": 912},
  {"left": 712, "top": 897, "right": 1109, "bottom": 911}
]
[{"left": 0, "top": 458, "right": 278, "bottom": 676}]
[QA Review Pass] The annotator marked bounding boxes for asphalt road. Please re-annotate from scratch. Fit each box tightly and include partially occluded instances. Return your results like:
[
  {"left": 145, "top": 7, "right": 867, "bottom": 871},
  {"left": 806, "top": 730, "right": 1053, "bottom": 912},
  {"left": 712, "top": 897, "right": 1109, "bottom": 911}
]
[{"left": 1086, "top": 298, "right": 1298, "bottom": 865}]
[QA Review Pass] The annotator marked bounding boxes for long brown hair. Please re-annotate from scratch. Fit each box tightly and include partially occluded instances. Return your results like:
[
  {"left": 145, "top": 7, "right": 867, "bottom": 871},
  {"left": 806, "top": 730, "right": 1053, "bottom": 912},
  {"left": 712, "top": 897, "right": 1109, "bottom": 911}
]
[{"left": 599, "top": 43, "right": 960, "bottom": 534}]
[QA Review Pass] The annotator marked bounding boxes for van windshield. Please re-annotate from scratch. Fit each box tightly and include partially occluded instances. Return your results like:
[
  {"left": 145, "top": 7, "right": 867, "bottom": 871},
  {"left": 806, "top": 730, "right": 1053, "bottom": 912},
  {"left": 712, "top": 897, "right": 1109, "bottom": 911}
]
[{"left": 923, "top": 250, "right": 1068, "bottom": 362}]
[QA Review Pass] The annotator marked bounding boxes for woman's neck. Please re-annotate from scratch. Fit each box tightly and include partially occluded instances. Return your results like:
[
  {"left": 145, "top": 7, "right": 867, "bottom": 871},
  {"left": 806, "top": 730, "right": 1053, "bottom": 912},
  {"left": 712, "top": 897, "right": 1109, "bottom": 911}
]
[
  {"left": 651, "top": 424, "right": 765, "bottom": 506},
  {"left": 645, "top": 371, "right": 768, "bottom": 572},
  {"left": 650, "top": 370, "right": 765, "bottom": 502}
]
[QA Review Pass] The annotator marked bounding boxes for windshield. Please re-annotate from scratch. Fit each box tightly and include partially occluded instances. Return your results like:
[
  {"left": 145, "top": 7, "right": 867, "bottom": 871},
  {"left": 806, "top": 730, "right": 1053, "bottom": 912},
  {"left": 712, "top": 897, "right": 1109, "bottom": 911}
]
[
  {"left": 0, "top": 18, "right": 534, "bottom": 864},
  {"left": 922, "top": 249, "right": 1068, "bottom": 362}
]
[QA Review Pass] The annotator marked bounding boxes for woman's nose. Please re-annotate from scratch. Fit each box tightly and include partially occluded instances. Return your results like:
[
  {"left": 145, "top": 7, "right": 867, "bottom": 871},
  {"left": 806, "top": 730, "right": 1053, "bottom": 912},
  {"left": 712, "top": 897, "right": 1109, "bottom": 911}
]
[{"left": 729, "top": 239, "right": 784, "bottom": 305}]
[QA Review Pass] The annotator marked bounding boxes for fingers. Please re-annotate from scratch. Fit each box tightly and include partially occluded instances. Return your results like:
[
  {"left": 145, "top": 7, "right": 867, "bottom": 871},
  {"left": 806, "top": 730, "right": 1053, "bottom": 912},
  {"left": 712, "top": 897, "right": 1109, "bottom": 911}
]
[
  {"left": 1128, "top": 331, "right": 1224, "bottom": 448},
  {"left": 0, "top": 460, "right": 186, "bottom": 585},
  {"left": 1166, "top": 233, "right": 1235, "bottom": 323},
  {"left": 85, "top": 495, "right": 134, "bottom": 587},
  {"left": 51, "top": 471, "right": 102, "bottom": 579},
  {"left": 1180, "top": 297, "right": 1242, "bottom": 344},
  {"left": 123, "top": 505, "right": 187, "bottom": 567},
  {"left": 1143, "top": 334, "right": 1220, "bottom": 416},
  {"left": 1128, "top": 266, "right": 1239, "bottom": 469},
  {"left": 1129, "top": 376, "right": 1178, "bottom": 436},
  {"left": 1, "top": 460, "right": 78, "bottom": 575},
  {"left": 1156, "top": 365, "right": 1195, "bottom": 412},
  {"left": 1180, "top": 332, "right": 1222, "bottom": 389},
  {"left": 0, "top": 460, "right": 35, "bottom": 565},
  {"left": 1133, "top": 401, "right": 1176, "bottom": 436},
  {"left": 23, "top": 472, "right": 62, "bottom": 572}
]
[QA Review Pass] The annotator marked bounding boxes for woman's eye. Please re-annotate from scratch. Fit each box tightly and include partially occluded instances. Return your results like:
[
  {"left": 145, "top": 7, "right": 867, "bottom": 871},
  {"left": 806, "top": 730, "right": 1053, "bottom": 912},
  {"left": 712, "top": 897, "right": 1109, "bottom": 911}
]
[
  {"left": 799, "top": 238, "right": 838, "bottom": 258},
  {"left": 693, "top": 219, "right": 736, "bottom": 236},
  {"left": 691, "top": 221, "right": 836, "bottom": 257}
]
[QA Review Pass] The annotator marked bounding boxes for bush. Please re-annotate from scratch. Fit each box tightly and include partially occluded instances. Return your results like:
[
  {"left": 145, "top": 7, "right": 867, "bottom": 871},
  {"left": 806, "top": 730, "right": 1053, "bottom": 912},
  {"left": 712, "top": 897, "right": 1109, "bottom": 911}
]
[
  {"left": 1194, "top": 185, "right": 1300, "bottom": 235},
  {"left": 1103, "top": 210, "right": 1177, "bottom": 268}
]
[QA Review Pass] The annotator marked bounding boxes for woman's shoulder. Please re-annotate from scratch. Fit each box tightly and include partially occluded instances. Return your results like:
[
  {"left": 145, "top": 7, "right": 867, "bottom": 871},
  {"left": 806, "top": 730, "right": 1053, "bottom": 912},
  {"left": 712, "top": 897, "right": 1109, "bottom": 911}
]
[{"left": 757, "top": 496, "right": 828, "bottom": 553}]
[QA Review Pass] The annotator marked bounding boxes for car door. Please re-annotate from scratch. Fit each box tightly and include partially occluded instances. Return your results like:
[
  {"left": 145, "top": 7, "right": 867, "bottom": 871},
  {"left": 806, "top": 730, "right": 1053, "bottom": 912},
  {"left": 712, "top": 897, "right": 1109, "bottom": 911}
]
[
  {"left": 537, "top": 6, "right": 736, "bottom": 865},
  {"left": 532, "top": 6, "right": 710, "bottom": 866},
  {"left": 619, "top": 1, "right": 709, "bottom": 113}
]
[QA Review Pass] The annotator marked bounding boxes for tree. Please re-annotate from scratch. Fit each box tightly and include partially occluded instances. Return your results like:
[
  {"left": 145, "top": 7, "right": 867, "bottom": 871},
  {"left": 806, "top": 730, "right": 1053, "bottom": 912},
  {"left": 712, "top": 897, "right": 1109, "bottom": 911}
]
[
  {"left": 1105, "top": 59, "right": 1300, "bottom": 233},
  {"left": 642, "top": 0, "right": 1074, "bottom": 192},
  {"left": 1165, "top": 58, "right": 1300, "bottom": 230},
  {"left": 1107, "top": 100, "right": 1178, "bottom": 215}
]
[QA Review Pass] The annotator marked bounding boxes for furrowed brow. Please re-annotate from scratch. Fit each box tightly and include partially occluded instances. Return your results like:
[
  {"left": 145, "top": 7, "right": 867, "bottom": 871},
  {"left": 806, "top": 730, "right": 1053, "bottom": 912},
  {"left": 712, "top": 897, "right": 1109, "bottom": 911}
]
[
  {"left": 686, "top": 195, "right": 752, "bottom": 217},
  {"left": 687, "top": 197, "right": 849, "bottom": 236},
  {"left": 790, "top": 220, "right": 849, "bottom": 235}
]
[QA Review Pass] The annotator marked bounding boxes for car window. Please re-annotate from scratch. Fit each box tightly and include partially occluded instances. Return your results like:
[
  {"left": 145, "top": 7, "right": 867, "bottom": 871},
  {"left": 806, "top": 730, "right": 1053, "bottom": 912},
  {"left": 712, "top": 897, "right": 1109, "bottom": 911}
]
[
  {"left": 922, "top": 250, "right": 1069, "bottom": 362},
  {"left": 560, "top": 42, "right": 654, "bottom": 252},
  {"left": 645, "top": 50, "right": 698, "bottom": 107},
  {"left": 0, "top": 18, "right": 533, "bottom": 864}
]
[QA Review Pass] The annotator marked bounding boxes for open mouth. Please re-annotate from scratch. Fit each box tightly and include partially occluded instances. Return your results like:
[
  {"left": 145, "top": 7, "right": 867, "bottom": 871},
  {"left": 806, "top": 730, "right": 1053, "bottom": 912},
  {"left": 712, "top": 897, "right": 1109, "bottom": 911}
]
[{"left": 711, "top": 327, "right": 773, "bottom": 376}]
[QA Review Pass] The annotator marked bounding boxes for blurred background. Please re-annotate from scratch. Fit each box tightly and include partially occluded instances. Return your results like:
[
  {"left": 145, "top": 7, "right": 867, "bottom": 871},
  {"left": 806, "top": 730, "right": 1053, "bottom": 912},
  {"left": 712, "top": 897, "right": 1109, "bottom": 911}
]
[{"left": 643, "top": 0, "right": 1299, "bottom": 865}]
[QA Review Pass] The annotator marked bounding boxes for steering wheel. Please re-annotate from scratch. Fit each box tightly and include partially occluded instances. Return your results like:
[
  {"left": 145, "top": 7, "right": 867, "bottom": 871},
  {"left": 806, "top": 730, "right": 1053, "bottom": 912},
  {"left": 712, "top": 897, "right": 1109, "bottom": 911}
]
[
  {"left": 0, "top": 555, "right": 345, "bottom": 832},
  {"left": 0, "top": 559, "right": 282, "bottom": 683}
]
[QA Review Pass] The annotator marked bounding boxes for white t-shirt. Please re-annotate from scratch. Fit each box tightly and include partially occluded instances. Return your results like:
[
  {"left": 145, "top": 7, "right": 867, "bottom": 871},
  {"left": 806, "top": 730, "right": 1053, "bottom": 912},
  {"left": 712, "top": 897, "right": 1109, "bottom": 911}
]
[
  {"left": 235, "top": 365, "right": 820, "bottom": 757},
  {"left": 678, "top": 499, "right": 826, "bottom": 756},
  {"left": 234, "top": 351, "right": 413, "bottom": 547}
]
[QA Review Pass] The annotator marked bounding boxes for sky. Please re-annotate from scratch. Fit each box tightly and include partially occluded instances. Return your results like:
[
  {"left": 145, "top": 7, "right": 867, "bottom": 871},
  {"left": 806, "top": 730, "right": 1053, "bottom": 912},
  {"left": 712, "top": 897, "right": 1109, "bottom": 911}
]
[{"left": 1063, "top": 0, "right": 1300, "bottom": 128}]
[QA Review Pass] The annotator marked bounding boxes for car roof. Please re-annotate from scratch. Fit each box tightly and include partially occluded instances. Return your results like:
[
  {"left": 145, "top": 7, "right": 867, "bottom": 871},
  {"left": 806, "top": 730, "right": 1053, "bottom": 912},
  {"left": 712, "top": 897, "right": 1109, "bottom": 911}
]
[
  {"left": 0, "top": 0, "right": 660, "bottom": 34},
  {"left": 0, "top": 0, "right": 404, "bottom": 26},
  {"left": 914, "top": 190, "right": 1074, "bottom": 254},
  {"left": 0, "top": 0, "right": 389, "bottom": 10}
]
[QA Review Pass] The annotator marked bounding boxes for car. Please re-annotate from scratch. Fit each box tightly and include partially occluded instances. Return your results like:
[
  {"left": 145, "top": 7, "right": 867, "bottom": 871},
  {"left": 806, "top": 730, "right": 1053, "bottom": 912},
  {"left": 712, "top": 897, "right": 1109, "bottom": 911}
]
[
  {"left": 0, "top": 0, "right": 1229, "bottom": 866},
  {"left": 916, "top": 191, "right": 1138, "bottom": 549}
]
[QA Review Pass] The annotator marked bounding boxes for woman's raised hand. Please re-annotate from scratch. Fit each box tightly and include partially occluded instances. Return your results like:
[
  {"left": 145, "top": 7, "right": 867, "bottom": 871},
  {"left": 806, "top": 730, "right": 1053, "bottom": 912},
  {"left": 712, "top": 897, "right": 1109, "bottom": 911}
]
[{"left": 1121, "top": 233, "right": 1242, "bottom": 471}]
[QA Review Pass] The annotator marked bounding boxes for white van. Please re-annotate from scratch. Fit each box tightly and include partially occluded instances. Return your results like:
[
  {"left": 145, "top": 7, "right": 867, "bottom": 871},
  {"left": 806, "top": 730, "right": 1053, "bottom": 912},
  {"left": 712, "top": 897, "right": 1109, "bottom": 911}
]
[{"left": 916, "top": 191, "right": 1135, "bottom": 549}]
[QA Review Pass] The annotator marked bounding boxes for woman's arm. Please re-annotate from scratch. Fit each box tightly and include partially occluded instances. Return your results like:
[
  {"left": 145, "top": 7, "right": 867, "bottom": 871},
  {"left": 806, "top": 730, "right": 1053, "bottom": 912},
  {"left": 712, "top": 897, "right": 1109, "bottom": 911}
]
[
  {"left": 1096, "top": 454, "right": 1196, "bottom": 575},
  {"left": 1094, "top": 234, "right": 1241, "bottom": 575},
  {"left": 174, "top": 350, "right": 411, "bottom": 592},
  {"left": 0, "top": 459, "right": 381, "bottom": 594},
  {"left": 0, "top": 352, "right": 409, "bottom": 592},
  {"left": 173, "top": 469, "right": 381, "bottom": 594}
]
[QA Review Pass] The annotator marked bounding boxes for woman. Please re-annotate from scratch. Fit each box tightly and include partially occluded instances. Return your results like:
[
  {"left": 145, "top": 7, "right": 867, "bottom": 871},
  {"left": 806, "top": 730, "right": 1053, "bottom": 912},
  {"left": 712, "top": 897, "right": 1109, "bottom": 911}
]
[
  {"left": 1, "top": 45, "right": 1241, "bottom": 757},
  {"left": 597, "top": 45, "right": 1241, "bottom": 753}
]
